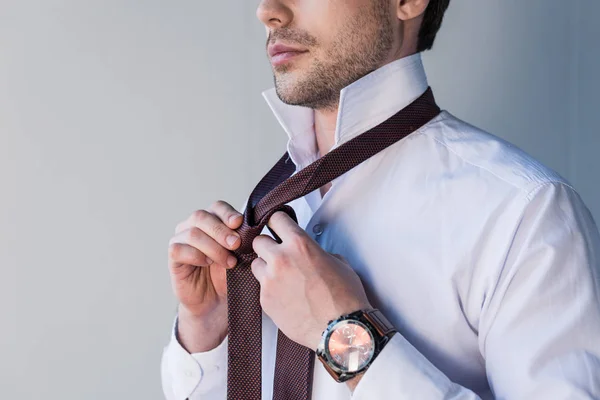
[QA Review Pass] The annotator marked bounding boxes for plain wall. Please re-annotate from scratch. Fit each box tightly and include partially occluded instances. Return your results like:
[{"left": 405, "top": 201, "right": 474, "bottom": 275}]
[
  {"left": 1, "top": 1, "right": 597, "bottom": 399},
  {"left": 572, "top": 0, "right": 600, "bottom": 220}
]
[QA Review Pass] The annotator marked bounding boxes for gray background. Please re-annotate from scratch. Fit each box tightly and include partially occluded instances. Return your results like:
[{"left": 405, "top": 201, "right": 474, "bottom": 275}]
[{"left": 1, "top": 0, "right": 598, "bottom": 399}]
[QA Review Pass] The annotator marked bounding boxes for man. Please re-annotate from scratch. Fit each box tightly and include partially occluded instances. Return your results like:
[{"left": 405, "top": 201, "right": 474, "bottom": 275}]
[{"left": 161, "top": 0, "right": 600, "bottom": 399}]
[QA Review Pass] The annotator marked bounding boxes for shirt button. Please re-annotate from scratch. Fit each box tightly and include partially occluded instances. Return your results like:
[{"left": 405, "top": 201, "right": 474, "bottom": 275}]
[{"left": 312, "top": 224, "right": 324, "bottom": 236}]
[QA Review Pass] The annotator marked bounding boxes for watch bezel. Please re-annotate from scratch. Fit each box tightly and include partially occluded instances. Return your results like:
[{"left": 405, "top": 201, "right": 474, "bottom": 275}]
[
  {"left": 321, "top": 319, "right": 376, "bottom": 374},
  {"left": 316, "top": 309, "right": 394, "bottom": 383}
]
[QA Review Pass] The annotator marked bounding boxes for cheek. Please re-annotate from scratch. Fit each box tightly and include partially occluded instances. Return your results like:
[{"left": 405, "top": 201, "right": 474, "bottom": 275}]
[{"left": 296, "top": 0, "right": 347, "bottom": 43}]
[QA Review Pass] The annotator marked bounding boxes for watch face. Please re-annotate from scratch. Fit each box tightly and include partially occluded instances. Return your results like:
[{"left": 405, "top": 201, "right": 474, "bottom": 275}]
[{"left": 326, "top": 320, "right": 375, "bottom": 373}]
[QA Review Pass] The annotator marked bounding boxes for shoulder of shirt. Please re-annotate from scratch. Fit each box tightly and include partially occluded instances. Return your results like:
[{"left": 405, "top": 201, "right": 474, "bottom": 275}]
[{"left": 414, "top": 110, "right": 577, "bottom": 199}]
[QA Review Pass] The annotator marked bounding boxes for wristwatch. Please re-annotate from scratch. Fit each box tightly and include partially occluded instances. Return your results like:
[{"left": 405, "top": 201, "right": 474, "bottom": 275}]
[{"left": 315, "top": 308, "right": 397, "bottom": 383}]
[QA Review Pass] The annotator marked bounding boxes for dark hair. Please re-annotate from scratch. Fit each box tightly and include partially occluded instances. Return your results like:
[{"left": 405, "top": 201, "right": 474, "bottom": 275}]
[{"left": 417, "top": 0, "right": 451, "bottom": 52}]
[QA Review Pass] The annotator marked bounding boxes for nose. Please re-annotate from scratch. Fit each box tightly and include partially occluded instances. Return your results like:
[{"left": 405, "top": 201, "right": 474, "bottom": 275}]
[{"left": 256, "top": 0, "right": 293, "bottom": 30}]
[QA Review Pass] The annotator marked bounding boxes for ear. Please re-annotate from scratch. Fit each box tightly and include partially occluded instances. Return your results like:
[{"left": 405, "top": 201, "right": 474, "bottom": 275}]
[{"left": 397, "top": 0, "right": 430, "bottom": 21}]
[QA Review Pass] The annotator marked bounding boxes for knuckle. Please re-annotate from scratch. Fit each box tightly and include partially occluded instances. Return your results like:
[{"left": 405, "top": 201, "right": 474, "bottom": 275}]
[
  {"left": 192, "top": 209, "right": 209, "bottom": 224},
  {"left": 185, "top": 227, "right": 202, "bottom": 243},
  {"left": 174, "top": 221, "right": 184, "bottom": 234},
  {"left": 271, "top": 251, "right": 288, "bottom": 270},
  {"left": 290, "top": 232, "right": 308, "bottom": 250},
  {"left": 209, "top": 200, "right": 230, "bottom": 216},
  {"left": 214, "top": 199, "right": 229, "bottom": 209},
  {"left": 168, "top": 243, "right": 182, "bottom": 260}
]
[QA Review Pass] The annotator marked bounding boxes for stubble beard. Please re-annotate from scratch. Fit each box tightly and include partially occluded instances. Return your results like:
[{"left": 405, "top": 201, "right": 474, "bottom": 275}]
[{"left": 273, "top": 2, "right": 394, "bottom": 112}]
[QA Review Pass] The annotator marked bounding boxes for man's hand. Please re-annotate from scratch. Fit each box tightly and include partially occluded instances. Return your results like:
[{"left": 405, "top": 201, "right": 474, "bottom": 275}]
[
  {"left": 168, "top": 201, "right": 243, "bottom": 352},
  {"left": 251, "top": 211, "right": 372, "bottom": 351}
]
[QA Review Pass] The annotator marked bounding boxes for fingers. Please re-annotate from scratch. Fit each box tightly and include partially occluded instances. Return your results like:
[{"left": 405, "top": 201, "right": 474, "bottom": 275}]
[
  {"left": 168, "top": 242, "right": 213, "bottom": 269},
  {"left": 176, "top": 200, "right": 243, "bottom": 233},
  {"left": 266, "top": 211, "right": 303, "bottom": 243},
  {"left": 251, "top": 234, "right": 279, "bottom": 264},
  {"left": 176, "top": 207, "right": 242, "bottom": 253},
  {"left": 170, "top": 227, "right": 238, "bottom": 269},
  {"left": 250, "top": 256, "right": 268, "bottom": 284},
  {"left": 170, "top": 201, "right": 244, "bottom": 272},
  {"left": 208, "top": 200, "right": 244, "bottom": 229}
]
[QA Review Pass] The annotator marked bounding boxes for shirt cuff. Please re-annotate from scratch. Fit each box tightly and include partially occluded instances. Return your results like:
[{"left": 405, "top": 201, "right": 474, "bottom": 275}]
[
  {"left": 162, "top": 315, "right": 228, "bottom": 399},
  {"left": 351, "top": 333, "right": 475, "bottom": 399}
]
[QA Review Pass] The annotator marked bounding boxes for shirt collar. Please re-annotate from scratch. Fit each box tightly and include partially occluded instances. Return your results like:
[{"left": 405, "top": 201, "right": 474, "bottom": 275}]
[{"left": 261, "top": 52, "right": 429, "bottom": 170}]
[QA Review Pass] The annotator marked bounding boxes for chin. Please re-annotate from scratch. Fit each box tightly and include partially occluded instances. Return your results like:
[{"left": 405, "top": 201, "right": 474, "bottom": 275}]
[
  {"left": 274, "top": 81, "right": 303, "bottom": 104},
  {"left": 276, "top": 92, "right": 305, "bottom": 106}
]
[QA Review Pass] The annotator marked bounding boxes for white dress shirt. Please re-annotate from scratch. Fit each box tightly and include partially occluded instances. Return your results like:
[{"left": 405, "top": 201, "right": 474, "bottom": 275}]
[{"left": 161, "top": 53, "right": 600, "bottom": 399}]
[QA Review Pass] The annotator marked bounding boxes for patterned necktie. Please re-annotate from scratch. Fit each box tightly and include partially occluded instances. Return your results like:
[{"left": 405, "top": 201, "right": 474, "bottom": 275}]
[{"left": 226, "top": 87, "right": 440, "bottom": 400}]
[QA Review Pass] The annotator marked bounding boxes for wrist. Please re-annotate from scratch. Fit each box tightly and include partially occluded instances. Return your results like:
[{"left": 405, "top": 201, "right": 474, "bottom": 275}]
[
  {"left": 333, "top": 301, "right": 373, "bottom": 322},
  {"left": 177, "top": 303, "right": 228, "bottom": 353}
]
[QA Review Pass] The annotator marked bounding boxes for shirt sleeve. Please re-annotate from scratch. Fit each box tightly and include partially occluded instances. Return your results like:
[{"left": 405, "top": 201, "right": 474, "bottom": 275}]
[
  {"left": 352, "top": 181, "right": 600, "bottom": 399},
  {"left": 351, "top": 332, "right": 483, "bottom": 399},
  {"left": 161, "top": 316, "right": 228, "bottom": 400},
  {"left": 481, "top": 181, "right": 600, "bottom": 398}
]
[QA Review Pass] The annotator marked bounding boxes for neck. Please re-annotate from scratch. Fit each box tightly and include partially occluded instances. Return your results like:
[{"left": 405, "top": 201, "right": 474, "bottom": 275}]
[
  {"left": 313, "top": 107, "right": 338, "bottom": 158},
  {"left": 312, "top": 47, "right": 418, "bottom": 158}
]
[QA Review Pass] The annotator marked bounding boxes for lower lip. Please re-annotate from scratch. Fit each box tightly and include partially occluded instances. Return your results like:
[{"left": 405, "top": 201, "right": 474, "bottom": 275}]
[{"left": 271, "top": 51, "right": 308, "bottom": 66}]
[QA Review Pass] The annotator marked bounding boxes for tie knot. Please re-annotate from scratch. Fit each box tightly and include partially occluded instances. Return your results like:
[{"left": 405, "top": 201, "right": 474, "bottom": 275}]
[
  {"left": 232, "top": 205, "right": 298, "bottom": 258},
  {"left": 231, "top": 216, "right": 265, "bottom": 257}
]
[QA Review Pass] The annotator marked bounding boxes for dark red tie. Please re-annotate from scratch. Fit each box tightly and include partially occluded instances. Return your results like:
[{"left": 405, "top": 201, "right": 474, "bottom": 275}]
[{"left": 226, "top": 88, "right": 440, "bottom": 400}]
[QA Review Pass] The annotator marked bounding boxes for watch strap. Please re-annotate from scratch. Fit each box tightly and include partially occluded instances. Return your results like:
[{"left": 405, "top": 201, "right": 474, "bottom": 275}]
[{"left": 363, "top": 309, "right": 396, "bottom": 338}]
